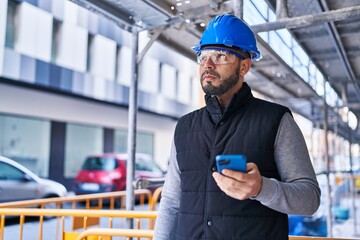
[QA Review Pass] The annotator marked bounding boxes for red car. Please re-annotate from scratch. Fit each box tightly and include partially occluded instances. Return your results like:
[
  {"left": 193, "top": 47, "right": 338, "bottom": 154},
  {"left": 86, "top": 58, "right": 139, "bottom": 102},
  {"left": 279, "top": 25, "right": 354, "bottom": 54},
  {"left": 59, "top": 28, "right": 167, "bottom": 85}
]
[{"left": 73, "top": 153, "right": 165, "bottom": 195}]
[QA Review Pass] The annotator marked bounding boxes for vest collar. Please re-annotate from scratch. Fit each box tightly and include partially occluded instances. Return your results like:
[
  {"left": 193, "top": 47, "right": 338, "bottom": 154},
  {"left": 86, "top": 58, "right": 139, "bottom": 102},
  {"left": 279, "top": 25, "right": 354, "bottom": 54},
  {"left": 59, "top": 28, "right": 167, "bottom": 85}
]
[{"left": 205, "top": 82, "right": 253, "bottom": 123}]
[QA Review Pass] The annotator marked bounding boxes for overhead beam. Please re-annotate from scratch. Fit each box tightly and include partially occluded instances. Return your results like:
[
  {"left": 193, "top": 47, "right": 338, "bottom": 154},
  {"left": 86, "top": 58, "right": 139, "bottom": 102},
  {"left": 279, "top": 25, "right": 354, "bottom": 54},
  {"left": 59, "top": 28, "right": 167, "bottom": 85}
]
[
  {"left": 251, "top": 5, "right": 360, "bottom": 33},
  {"left": 136, "top": 26, "right": 167, "bottom": 64},
  {"left": 233, "top": 0, "right": 244, "bottom": 19},
  {"left": 157, "top": 34, "right": 196, "bottom": 61},
  {"left": 257, "top": 37, "right": 320, "bottom": 100},
  {"left": 276, "top": 0, "right": 288, "bottom": 19},
  {"left": 208, "top": 0, "right": 220, "bottom": 9},
  {"left": 347, "top": 103, "right": 360, "bottom": 109},
  {"left": 69, "top": 0, "right": 134, "bottom": 31},
  {"left": 141, "top": 0, "right": 175, "bottom": 18},
  {"left": 318, "top": 0, "right": 360, "bottom": 102}
]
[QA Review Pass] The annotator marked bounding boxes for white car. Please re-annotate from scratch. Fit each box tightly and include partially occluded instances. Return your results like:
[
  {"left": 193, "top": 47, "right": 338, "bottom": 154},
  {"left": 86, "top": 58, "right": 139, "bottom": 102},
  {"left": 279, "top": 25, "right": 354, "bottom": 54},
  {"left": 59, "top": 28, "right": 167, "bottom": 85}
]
[{"left": 0, "top": 156, "right": 67, "bottom": 203}]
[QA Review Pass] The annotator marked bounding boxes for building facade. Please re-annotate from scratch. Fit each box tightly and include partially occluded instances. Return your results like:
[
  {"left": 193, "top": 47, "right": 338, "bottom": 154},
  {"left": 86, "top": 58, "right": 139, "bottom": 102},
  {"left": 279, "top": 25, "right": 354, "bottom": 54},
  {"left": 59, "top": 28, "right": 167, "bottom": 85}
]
[{"left": 0, "top": 0, "right": 200, "bottom": 188}]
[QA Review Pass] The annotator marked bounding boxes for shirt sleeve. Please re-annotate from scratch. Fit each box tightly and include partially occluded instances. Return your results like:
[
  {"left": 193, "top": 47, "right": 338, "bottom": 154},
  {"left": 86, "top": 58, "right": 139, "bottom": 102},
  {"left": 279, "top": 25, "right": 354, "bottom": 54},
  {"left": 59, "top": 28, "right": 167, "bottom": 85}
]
[
  {"left": 153, "top": 140, "right": 181, "bottom": 239},
  {"left": 253, "top": 112, "right": 321, "bottom": 215}
]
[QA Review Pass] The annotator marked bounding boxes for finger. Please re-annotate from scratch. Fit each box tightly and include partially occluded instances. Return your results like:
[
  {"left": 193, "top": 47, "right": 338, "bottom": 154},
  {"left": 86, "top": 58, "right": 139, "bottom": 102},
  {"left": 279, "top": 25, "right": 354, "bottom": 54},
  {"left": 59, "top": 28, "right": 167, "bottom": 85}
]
[
  {"left": 221, "top": 169, "right": 246, "bottom": 182},
  {"left": 213, "top": 172, "right": 247, "bottom": 196},
  {"left": 246, "top": 162, "right": 258, "bottom": 173},
  {"left": 213, "top": 172, "right": 235, "bottom": 189},
  {"left": 213, "top": 174, "right": 249, "bottom": 200},
  {"left": 212, "top": 171, "right": 231, "bottom": 185},
  {"left": 212, "top": 171, "right": 221, "bottom": 181}
]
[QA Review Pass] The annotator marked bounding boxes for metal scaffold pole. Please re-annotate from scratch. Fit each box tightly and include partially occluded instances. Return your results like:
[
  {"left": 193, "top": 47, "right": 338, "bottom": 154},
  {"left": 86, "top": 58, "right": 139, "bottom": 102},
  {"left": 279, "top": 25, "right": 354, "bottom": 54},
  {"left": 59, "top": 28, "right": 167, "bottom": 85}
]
[
  {"left": 323, "top": 80, "right": 333, "bottom": 237},
  {"left": 126, "top": 30, "right": 139, "bottom": 231},
  {"left": 124, "top": 27, "right": 162, "bottom": 232},
  {"left": 233, "top": 0, "right": 243, "bottom": 19},
  {"left": 348, "top": 128, "right": 358, "bottom": 236}
]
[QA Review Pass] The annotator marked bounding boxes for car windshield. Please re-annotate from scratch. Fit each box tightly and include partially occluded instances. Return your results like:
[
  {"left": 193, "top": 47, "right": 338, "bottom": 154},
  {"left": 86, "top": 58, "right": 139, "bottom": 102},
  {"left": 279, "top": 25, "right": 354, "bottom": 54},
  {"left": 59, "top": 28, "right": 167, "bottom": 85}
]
[
  {"left": 135, "top": 158, "right": 163, "bottom": 173},
  {"left": 82, "top": 157, "right": 117, "bottom": 171}
]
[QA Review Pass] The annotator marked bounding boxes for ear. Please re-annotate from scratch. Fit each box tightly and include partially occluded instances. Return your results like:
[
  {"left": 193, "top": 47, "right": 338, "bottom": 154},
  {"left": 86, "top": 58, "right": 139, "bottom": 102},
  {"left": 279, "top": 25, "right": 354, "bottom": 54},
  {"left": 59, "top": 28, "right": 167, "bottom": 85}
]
[{"left": 240, "top": 58, "right": 252, "bottom": 77}]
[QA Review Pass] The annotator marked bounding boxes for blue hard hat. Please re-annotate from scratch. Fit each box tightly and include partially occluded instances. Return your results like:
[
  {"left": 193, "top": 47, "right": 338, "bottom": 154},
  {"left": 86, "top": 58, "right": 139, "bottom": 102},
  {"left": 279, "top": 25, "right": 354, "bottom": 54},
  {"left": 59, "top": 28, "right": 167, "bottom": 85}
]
[{"left": 192, "top": 14, "right": 261, "bottom": 61}]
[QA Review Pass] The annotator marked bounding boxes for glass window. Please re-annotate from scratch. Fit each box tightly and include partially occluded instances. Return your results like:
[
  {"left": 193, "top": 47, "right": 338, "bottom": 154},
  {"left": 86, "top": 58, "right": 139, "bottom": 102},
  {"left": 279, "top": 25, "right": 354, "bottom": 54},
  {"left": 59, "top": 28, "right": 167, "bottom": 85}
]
[
  {"left": 279, "top": 44, "right": 293, "bottom": 67},
  {"left": 325, "top": 82, "right": 337, "bottom": 107},
  {"left": 5, "top": 0, "right": 18, "bottom": 48},
  {"left": 0, "top": 114, "right": 50, "bottom": 177},
  {"left": 81, "top": 156, "right": 117, "bottom": 171},
  {"left": 258, "top": 32, "right": 269, "bottom": 43},
  {"left": 276, "top": 29, "right": 292, "bottom": 48},
  {"left": 138, "top": 132, "right": 154, "bottom": 157},
  {"left": 64, "top": 123, "right": 103, "bottom": 178},
  {"left": 51, "top": 20, "right": 61, "bottom": 63},
  {"left": 268, "top": 9, "right": 276, "bottom": 22},
  {"left": 315, "top": 73, "right": 324, "bottom": 97},
  {"left": 269, "top": 31, "right": 284, "bottom": 55},
  {"left": 0, "top": 162, "right": 24, "bottom": 180},
  {"left": 244, "top": 0, "right": 266, "bottom": 25},
  {"left": 294, "top": 64, "right": 309, "bottom": 83},
  {"left": 309, "top": 62, "right": 317, "bottom": 79},
  {"left": 292, "top": 42, "right": 310, "bottom": 67},
  {"left": 135, "top": 157, "right": 163, "bottom": 173},
  {"left": 114, "top": 128, "right": 127, "bottom": 153},
  {"left": 250, "top": 0, "right": 268, "bottom": 20},
  {"left": 246, "top": 0, "right": 343, "bottom": 115},
  {"left": 114, "top": 129, "right": 154, "bottom": 157},
  {"left": 86, "top": 33, "right": 94, "bottom": 72}
]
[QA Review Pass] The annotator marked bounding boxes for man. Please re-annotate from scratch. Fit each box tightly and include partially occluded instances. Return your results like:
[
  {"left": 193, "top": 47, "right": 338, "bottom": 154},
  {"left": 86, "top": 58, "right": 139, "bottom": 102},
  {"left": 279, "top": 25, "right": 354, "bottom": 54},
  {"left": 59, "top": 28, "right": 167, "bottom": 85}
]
[{"left": 154, "top": 14, "right": 320, "bottom": 240}]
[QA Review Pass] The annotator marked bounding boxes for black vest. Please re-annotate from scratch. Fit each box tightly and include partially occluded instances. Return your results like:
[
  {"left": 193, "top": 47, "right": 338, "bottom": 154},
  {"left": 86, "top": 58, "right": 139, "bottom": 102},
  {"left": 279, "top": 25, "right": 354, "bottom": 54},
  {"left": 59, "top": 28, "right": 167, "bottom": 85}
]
[{"left": 173, "top": 83, "right": 290, "bottom": 240}]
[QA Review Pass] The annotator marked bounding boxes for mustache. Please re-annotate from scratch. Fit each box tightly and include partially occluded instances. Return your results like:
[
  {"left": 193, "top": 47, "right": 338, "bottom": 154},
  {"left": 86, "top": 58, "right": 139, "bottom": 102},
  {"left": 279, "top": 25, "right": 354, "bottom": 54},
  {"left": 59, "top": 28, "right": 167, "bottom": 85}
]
[{"left": 201, "top": 70, "right": 220, "bottom": 80}]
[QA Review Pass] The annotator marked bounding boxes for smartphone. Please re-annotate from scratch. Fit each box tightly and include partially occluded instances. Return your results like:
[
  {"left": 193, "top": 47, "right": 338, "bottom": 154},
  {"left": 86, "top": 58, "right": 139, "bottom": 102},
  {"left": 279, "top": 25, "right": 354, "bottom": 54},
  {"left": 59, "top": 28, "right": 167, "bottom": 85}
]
[{"left": 215, "top": 154, "right": 247, "bottom": 173}]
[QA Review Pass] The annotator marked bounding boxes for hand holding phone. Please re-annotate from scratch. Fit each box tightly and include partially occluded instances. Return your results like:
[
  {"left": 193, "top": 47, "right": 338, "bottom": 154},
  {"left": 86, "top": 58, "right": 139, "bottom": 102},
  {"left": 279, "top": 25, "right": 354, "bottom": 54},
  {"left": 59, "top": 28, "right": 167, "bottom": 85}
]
[{"left": 215, "top": 154, "right": 247, "bottom": 173}]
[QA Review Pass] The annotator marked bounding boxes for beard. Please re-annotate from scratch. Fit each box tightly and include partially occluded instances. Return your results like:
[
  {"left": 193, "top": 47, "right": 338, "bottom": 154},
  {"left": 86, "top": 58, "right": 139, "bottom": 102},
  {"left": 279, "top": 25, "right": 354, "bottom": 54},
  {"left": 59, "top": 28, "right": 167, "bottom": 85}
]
[{"left": 201, "top": 65, "right": 240, "bottom": 96}]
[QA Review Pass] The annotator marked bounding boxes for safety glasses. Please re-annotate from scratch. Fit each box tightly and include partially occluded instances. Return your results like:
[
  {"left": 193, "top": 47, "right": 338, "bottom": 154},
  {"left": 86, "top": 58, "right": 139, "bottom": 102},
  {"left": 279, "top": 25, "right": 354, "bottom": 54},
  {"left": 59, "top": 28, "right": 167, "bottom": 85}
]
[{"left": 197, "top": 48, "right": 246, "bottom": 65}]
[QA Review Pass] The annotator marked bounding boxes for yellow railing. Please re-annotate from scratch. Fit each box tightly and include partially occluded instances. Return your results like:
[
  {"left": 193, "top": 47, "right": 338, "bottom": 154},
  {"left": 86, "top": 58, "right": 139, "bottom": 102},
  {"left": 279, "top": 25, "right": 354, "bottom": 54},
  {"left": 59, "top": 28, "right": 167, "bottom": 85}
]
[
  {"left": 0, "top": 188, "right": 162, "bottom": 240},
  {"left": 0, "top": 205, "right": 354, "bottom": 240},
  {"left": 0, "top": 189, "right": 154, "bottom": 210},
  {"left": 0, "top": 188, "right": 356, "bottom": 240},
  {"left": 0, "top": 208, "right": 157, "bottom": 240},
  {"left": 76, "top": 228, "right": 154, "bottom": 240}
]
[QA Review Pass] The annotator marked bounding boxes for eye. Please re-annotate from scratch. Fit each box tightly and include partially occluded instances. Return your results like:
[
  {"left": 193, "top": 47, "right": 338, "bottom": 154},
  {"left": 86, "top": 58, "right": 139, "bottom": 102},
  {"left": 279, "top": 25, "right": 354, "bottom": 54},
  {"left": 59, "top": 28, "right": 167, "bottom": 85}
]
[
  {"left": 215, "top": 53, "right": 227, "bottom": 61},
  {"left": 199, "top": 55, "right": 207, "bottom": 61},
  {"left": 198, "top": 54, "right": 208, "bottom": 63}
]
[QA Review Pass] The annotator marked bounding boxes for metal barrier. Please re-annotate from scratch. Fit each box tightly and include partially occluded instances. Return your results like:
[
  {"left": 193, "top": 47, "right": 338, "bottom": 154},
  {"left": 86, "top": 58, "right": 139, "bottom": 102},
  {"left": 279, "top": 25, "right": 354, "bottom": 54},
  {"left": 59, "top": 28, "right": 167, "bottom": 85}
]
[
  {"left": 0, "top": 187, "right": 355, "bottom": 240},
  {"left": 0, "top": 208, "right": 157, "bottom": 240},
  {"left": 0, "top": 189, "right": 152, "bottom": 210},
  {"left": 0, "top": 188, "right": 160, "bottom": 240},
  {"left": 76, "top": 228, "right": 154, "bottom": 240},
  {"left": 0, "top": 189, "right": 154, "bottom": 232}
]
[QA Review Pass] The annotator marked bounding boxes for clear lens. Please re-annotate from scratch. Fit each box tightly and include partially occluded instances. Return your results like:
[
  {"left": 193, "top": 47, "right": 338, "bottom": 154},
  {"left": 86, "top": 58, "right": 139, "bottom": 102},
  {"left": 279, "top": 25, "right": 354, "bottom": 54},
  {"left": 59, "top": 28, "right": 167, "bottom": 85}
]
[{"left": 197, "top": 50, "right": 236, "bottom": 65}]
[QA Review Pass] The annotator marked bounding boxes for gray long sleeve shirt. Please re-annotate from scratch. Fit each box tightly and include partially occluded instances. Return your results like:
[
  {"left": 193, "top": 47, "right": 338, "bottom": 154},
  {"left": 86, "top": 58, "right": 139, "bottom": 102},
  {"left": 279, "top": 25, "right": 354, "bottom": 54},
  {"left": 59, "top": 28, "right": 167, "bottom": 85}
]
[{"left": 154, "top": 112, "right": 321, "bottom": 239}]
